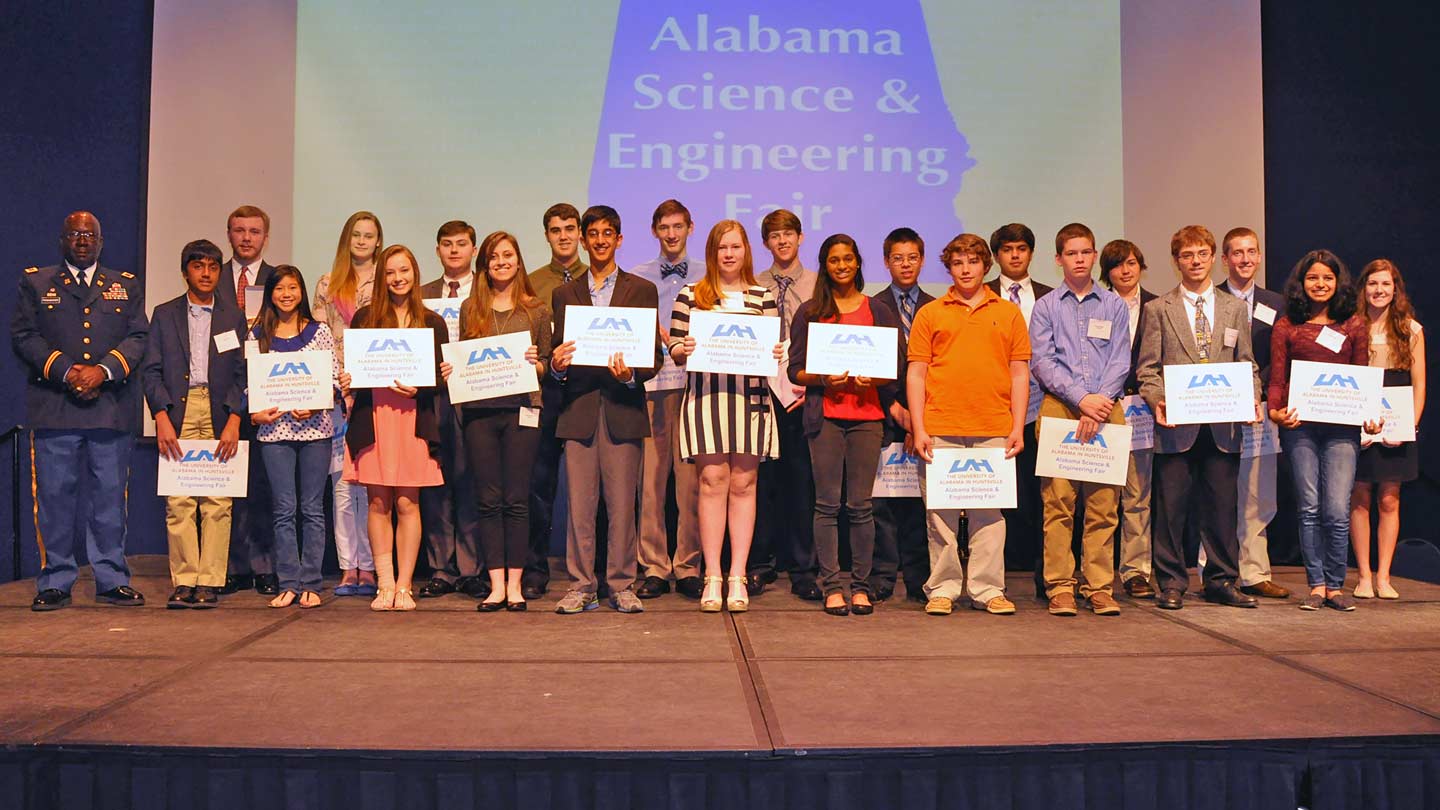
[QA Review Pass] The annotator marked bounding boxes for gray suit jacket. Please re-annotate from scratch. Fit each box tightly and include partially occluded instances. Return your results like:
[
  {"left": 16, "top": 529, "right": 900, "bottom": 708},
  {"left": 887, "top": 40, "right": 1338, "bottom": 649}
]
[{"left": 1136, "top": 286, "right": 1260, "bottom": 454}]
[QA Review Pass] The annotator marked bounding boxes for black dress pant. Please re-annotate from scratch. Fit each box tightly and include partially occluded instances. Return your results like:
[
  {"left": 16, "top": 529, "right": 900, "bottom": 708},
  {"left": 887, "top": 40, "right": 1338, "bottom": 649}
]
[
  {"left": 870, "top": 422, "right": 929, "bottom": 595},
  {"left": 419, "top": 393, "right": 481, "bottom": 582},
  {"left": 463, "top": 407, "right": 541, "bottom": 571},
  {"left": 753, "top": 401, "right": 817, "bottom": 585},
  {"left": 525, "top": 382, "right": 564, "bottom": 589},
  {"left": 1151, "top": 426, "right": 1241, "bottom": 594}
]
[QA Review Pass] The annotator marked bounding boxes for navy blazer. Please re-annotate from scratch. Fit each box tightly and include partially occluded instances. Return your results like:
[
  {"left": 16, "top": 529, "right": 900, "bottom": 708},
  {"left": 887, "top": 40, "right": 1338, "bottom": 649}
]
[
  {"left": 1217, "top": 280, "right": 1286, "bottom": 388},
  {"left": 787, "top": 297, "right": 903, "bottom": 439},
  {"left": 869, "top": 284, "right": 935, "bottom": 413},
  {"left": 1123, "top": 287, "right": 1159, "bottom": 395},
  {"left": 142, "top": 293, "right": 248, "bottom": 436},
  {"left": 217, "top": 259, "right": 277, "bottom": 315}
]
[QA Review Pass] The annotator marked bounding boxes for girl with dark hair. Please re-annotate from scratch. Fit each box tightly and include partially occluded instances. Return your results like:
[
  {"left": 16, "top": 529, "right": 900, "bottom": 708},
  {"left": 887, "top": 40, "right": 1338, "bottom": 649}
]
[
  {"left": 249, "top": 266, "right": 339, "bottom": 609},
  {"left": 1351, "top": 259, "right": 1426, "bottom": 599},
  {"left": 787, "top": 234, "right": 901, "bottom": 615},
  {"left": 1268, "top": 250, "right": 1382, "bottom": 611}
]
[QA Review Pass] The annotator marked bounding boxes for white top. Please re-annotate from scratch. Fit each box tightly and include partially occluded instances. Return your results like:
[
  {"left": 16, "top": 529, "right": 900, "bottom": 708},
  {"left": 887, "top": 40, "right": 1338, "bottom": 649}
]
[
  {"left": 998, "top": 275, "right": 1038, "bottom": 325},
  {"left": 1182, "top": 283, "right": 1216, "bottom": 338}
]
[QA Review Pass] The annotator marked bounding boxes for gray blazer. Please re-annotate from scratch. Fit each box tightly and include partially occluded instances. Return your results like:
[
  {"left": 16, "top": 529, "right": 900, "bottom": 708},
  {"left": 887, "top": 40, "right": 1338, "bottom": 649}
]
[{"left": 1135, "top": 286, "right": 1260, "bottom": 454}]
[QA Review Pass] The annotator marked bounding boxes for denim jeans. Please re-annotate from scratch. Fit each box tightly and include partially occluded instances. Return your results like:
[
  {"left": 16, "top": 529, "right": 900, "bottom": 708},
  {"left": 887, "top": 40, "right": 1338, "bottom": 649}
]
[
  {"left": 1281, "top": 423, "right": 1359, "bottom": 589},
  {"left": 261, "top": 439, "right": 331, "bottom": 593},
  {"left": 809, "top": 418, "right": 884, "bottom": 596}
]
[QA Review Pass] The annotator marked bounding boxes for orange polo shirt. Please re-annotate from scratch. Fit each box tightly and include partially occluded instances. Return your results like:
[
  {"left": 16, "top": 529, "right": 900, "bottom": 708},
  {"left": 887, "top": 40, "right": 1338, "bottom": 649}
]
[{"left": 907, "top": 286, "right": 1030, "bottom": 436}]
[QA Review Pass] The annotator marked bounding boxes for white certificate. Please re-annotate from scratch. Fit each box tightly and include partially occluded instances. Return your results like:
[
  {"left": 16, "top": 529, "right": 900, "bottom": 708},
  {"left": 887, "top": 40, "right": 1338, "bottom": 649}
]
[
  {"left": 563, "top": 305, "right": 657, "bottom": 369},
  {"left": 1288, "top": 360, "right": 1384, "bottom": 426},
  {"left": 1366, "top": 386, "right": 1416, "bottom": 444},
  {"left": 1162, "top": 361, "right": 1256, "bottom": 424},
  {"left": 1121, "top": 395, "right": 1155, "bottom": 451},
  {"left": 343, "top": 328, "right": 436, "bottom": 388},
  {"left": 1241, "top": 402, "right": 1283, "bottom": 458},
  {"left": 871, "top": 442, "right": 921, "bottom": 498},
  {"left": 685, "top": 310, "right": 781, "bottom": 377},
  {"left": 768, "top": 339, "right": 801, "bottom": 409},
  {"left": 803, "top": 322, "right": 898, "bottom": 379},
  {"left": 243, "top": 285, "right": 264, "bottom": 319},
  {"left": 246, "top": 349, "right": 334, "bottom": 411},
  {"left": 441, "top": 332, "right": 539, "bottom": 405},
  {"left": 924, "top": 447, "right": 1016, "bottom": 509},
  {"left": 1035, "top": 417, "right": 1132, "bottom": 486},
  {"left": 157, "top": 440, "right": 250, "bottom": 497},
  {"left": 423, "top": 298, "right": 463, "bottom": 343}
]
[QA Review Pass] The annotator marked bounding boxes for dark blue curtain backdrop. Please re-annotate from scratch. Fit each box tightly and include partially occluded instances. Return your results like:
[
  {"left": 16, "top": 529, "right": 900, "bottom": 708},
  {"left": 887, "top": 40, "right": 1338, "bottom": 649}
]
[{"left": 1, "top": 1, "right": 1437, "bottom": 583}]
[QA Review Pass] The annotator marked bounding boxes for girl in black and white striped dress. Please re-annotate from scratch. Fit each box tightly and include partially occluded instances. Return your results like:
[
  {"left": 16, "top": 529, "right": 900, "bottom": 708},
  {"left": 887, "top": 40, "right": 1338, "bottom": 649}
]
[{"left": 668, "top": 220, "right": 783, "bottom": 613}]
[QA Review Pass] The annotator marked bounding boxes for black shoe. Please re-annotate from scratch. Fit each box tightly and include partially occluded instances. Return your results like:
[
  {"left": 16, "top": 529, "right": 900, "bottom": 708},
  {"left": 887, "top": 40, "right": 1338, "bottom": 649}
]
[
  {"left": 460, "top": 578, "right": 491, "bottom": 599},
  {"left": 418, "top": 579, "right": 455, "bottom": 598},
  {"left": 791, "top": 580, "right": 823, "bottom": 601},
  {"left": 906, "top": 590, "right": 928, "bottom": 604},
  {"left": 254, "top": 574, "right": 279, "bottom": 595},
  {"left": 505, "top": 599, "right": 528, "bottom": 612},
  {"left": 167, "top": 586, "right": 195, "bottom": 609},
  {"left": 191, "top": 586, "right": 219, "bottom": 608},
  {"left": 521, "top": 582, "right": 546, "bottom": 601},
  {"left": 96, "top": 585, "right": 145, "bottom": 606},
  {"left": 1156, "top": 589, "right": 1184, "bottom": 610},
  {"left": 636, "top": 576, "right": 670, "bottom": 599},
  {"left": 851, "top": 595, "right": 875, "bottom": 615},
  {"left": 744, "top": 574, "right": 767, "bottom": 595},
  {"left": 476, "top": 598, "right": 507, "bottom": 612},
  {"left": 823, "top": 594, "right": 849, "bottom": 616},
  {"left": 675, "top": 576, "right": 704, "bottom": 599},
  {"left": 871, "top": 588, "right": 894, "bottom": 602},
  {"left": 31, "top": 589, "right": 71, "bottom": 611},
  {"left": 221, "top": 574, "right": 253, "bottom": 595},
  {"left": 1204, "top": 583, "right": 1259, "bottom": 609}
]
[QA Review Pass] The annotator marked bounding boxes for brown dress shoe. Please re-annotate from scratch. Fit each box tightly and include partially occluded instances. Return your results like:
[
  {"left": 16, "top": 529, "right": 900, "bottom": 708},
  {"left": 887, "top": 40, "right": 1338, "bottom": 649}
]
[
  {"left": 1123, "top": 576, "right": 1155, "bottom": 599},
  {"left": 1047, "top": 591, "right": 1078, "bottom": 616},
  {"left": 1240, "top": 580, "right": 1290, "bottom": 599},
  {"left": 1088, "top": 591, "right": 1122, "bottom": 615}
]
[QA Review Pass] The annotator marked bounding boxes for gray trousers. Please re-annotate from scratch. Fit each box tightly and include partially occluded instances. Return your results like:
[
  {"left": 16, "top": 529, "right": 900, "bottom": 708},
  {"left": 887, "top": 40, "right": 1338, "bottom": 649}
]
[
  {"left": 564, "top": 405, "right": 642, "bottom": 595},
  {"left": 1237, "top": 449, "right": 1278, "bottom": 586},
  {"left": 1118, "top": 448, "right": 1153, "bottom": 583},
  {"left": 638, "top": 389, "right": 700, "bottom": 579},
  {"left": 809, "top": 418, "right": 884, "bottom": 596}
]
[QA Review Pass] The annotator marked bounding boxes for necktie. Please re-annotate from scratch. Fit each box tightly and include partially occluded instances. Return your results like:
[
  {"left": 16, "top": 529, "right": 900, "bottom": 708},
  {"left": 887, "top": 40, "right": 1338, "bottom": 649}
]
[
  {"left": 1008, "top": 282, "right": 1022, "bottom": 305},
  {"left": 73, "top": 268, "right": 88, "bottom": 289},
  {"left": 661, "top": 261, "right": 688, "bottom": 280},
  {"left": 1193, "top": 295, "right": 1212, "bottom": 363},
  {"left": 775, "top": 275, "right": 794, "bottom": 331},
  {"left": 447, "top": 280, "right": 460, "bottom": 298},
  {"left": 236, "top": 265, "right": 250, "bottom": 313},
  {"left": 899, "top": 290, "right": 916, "bottom": 340}
]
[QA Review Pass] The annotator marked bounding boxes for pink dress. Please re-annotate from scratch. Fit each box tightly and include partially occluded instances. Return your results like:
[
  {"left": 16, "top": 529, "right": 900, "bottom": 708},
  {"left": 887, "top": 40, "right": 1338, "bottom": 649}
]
[{"left": 344, "top": 388, "right": 443, "bottom": 487}]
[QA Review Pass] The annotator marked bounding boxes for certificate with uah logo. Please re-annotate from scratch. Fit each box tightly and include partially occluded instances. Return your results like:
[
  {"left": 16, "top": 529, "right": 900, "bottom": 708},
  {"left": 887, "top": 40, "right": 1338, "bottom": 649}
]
[
  {"left": 804, "top": 322, "right": 898, "bottom": 379},
  {"left": 1162, "top": 361, "right": 1255, "bottom": 424},
  {"left": 871, "top": 442, "right": 921, "bottom": 498},
  {"left": 441, "top": 332, "right": 538, "bottom": 405},
  {"left": 686, "top": 310, "right": 781, "bottom": 376},
  {"left": 1035, "top": 417, "right": 1132, "bottom": 486},
  {"left": 246, "top": 349, "right": 333, "bottom": 411},
  {"left": 924, "top": 447, "right": 1015, "bottom": 509},
  {"left": 423, "top": 298, "right": 462, "bottom": 343},
  {"left": 344, "top": 328, "right": 436, "bottom": 388},
  {"left": 1289, "top": 360, "right": 1384, "bottom": 426},
  {"left": 563, "top": 306, "right": 658, "bottom": 369},
  {"left": 157, "top": 440, "right": 250, "bottom": 497}
]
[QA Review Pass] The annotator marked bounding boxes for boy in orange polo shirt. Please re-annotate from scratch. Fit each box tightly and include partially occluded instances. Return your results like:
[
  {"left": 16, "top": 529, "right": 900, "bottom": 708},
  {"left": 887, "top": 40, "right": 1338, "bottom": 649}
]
[{"left": 908, "top": 233, "right": 1030, "bottom": 615}]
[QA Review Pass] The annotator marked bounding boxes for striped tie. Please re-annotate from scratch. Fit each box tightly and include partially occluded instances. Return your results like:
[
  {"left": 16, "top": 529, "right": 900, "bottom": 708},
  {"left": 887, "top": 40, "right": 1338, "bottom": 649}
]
[
  {"left": 1194, "top": 296, "right": 1211, "bottom": 363},
  {"left": 899, "top": 290, "right": 915, "bottom": 340}
]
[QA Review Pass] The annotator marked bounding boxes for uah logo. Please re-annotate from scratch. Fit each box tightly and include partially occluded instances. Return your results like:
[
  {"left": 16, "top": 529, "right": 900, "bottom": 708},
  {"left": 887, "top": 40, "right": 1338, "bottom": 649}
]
[
  {"left": 367, "top": 339, "right": 412, "bottom": 352},
  {"left": 589, "top": 317, "right": 632, "bottom": 331},
  {"left": 437, "top": 306, "right": 461, "bottom": 321},
  {"left": 830, "top": 333, "right": 874, "bottom": 346},
  {"left": 1124, "top": 402, "right": 1151, "bottom": 418},
  {"left": 884, "top": 450, "right": 919, "bottom": 466},
  {"left": 712, "top": 323, "right": 757, "bottom": 340},
  {"left": 468, "top": 347, "right": 512, "bottom": 364},
  {"left": 1062, "top": 431, "right": 1108, "bottom": 448},
  {"left": 949, "top": 458, "right": 994, "bottom": 474},
  {"left": 180, "top": 449, "right": 217, "bottom": 463},
  {"left": 268, "top": 361, "right": 311, "bottom": 377},
  {"left": 1315, "top": 373, "right": 1359, "bottom": 390},
  {"left": 1187, "top": 373, "right": 1231, "bottom": 389},
  {"left": 1381, "top": 397, "right": 1393, "bottom": 410}
]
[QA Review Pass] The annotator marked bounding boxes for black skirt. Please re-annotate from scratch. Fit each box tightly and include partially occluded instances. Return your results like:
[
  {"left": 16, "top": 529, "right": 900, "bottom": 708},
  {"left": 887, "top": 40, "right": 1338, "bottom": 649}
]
[{"left": 1355, "top": 369, "right": 1419, "bottom": 483}]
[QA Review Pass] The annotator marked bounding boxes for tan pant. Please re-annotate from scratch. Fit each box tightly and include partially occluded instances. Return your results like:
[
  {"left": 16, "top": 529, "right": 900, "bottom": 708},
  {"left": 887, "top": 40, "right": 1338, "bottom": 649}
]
[
  {"left": 1237, "top": 449, "right": 1277, "bottom": 586},
  {"left": 166, "top": 388, "right": 233, "bottom": 587},
  {"left": 1118, "top": 447, "right": 1153, "bottom": 583},
  {"left": 920, "top": 436, "right": 1007, "bottom": 604},
  {"left": 1038, "top": 395, "right": 1122, "bottom": 598},
  {"left": 637, "top": 389, "right": 700, "bottom": 579}
]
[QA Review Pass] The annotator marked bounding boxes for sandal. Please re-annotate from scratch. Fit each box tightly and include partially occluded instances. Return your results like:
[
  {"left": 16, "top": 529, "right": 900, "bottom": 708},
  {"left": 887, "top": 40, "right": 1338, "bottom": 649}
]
[
  {"left": 394, "top": 588, "right": 417, "bottom": 611},
  {"left": 725, "top": 575, "right": 749, "bottom": 612},
  {"left": 370, "top": 588, "right": 395, "bottom": 611},
  {"left": 700, "top": 575, "right": 724, "bottom": 613},
  {"left": 269, "top": 590, "right": 297, "bottom": 609},
  {"left": 298, "top": 591, "right": 323, "bottom": 609}
]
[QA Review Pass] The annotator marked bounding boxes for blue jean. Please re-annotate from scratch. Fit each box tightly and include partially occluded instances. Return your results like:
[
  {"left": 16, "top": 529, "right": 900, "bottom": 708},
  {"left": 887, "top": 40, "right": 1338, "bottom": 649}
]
[
  {"left": 260, "top": 439, "right": 330, "bottom": 593},
  {"left": 1281, "top": 423, "right": 1359, "bottom": 589}
]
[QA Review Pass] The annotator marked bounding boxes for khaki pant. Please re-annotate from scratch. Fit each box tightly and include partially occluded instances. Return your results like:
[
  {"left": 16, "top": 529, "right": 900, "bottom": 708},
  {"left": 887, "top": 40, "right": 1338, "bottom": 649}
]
[
  {"left": 920, "top": 436, "right": 1007, "bottom": 604},
  {"left": 1038, "top": 395, "right": 1122, "bottom": 598},
  {"left": 1237, "top": 449, "right": 1278, "bottom": 586},
  {"left": 637, "top": 390, "right": 700, "bottom": 579},
  {"left": 166, "top": 388, "right": 233, "bottom": 587}
]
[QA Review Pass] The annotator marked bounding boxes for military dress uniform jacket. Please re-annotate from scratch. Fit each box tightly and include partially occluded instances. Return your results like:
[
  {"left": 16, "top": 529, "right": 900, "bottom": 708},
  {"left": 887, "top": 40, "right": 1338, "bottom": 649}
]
[{"left": 10, "top": 264, "right": 148, "bottom": 432}]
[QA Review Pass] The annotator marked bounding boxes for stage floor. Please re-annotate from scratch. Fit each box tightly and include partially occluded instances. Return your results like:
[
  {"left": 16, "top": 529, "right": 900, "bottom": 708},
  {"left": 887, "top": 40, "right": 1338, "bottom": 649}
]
[{"left": 1, "top": 557, "right": 1437, "bottom": 756}]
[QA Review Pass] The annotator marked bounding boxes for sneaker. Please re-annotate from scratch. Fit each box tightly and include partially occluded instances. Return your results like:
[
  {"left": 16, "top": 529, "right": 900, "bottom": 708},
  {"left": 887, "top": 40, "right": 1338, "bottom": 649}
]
[
  {"left": 555, "top": 590, "right": 599, "bottom": 614},
  {"left": 976, "top": 595, "right": 1015, "bottom": 615},
  {"left": 924, "top": 596, "right": 953, "bottom": 615},
  {"left": 1325, "top": 592, "right": 1357, "bottom": 612},
  {"left": 1048, "top": 591, "right": 1078, "bottom": 616},
  {"left": 609, "top": 589, "right": 645, "bottom": 614},
  {"left": 1299, "top": 593, "right": 1325, "bottom": 611},
  {"left": 1088, "top": 592, "right": 1121, "bottom": 616}
]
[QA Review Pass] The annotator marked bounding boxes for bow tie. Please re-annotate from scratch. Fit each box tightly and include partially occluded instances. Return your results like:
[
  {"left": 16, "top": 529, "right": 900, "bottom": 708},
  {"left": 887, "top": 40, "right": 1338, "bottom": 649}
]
[{"left": 661, "top": 261, "right": 688, "bottom": 280}]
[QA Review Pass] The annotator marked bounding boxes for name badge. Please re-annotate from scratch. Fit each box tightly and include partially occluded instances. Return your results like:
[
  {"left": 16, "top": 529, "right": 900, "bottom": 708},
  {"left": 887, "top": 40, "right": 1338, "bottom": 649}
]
[
  {"left": 518, "top": 406, "right": 540, "bottom": 428},
  {"left": 41, "top": 289, "right": 61, "bottom": 305},
  {"left": 1086, "top": 319, "right": 1112, "bottom": 340},
  {"left": 1223, "top": 327, "right": 1239, "bottom": 348},
  {"left": 1316, "top": 326, "right": 1346, "bottom": 353},
  {"left": 245, "top": 340, "right": 263, "bottom": 360},
  {"left": 214, "top": 331, "right": 240, "bottom": 354},
  {"left": 1253, "top": 303, "right": 1277, "bottom": 325}
]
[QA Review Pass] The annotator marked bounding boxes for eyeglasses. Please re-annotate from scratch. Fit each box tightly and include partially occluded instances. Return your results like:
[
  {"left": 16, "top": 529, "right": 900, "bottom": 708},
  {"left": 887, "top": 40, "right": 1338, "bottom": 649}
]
[
  {"left": 64, "top": 230, "right": 98, "bottom": 240},
  {"left": 1178, "top": 249, "right": 1213, "bottom": 262}
]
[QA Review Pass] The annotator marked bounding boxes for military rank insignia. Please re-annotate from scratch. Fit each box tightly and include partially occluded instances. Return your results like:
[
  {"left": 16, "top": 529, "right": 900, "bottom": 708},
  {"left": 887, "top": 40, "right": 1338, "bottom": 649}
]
[{"left": 101, "top": 282, "right": 129, "bottom": 301}]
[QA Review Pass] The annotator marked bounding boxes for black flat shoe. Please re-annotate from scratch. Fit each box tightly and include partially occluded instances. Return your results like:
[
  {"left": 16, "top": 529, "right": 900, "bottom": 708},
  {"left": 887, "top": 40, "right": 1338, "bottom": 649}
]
[
  {"left": 221, "top": 574, "right": 253, "bottom": 595},
  {"left": 167, "top": 586, "right": 195, "bottom": 609},
  {"left": 477, "top": 599, "right": 507, "bottom": 612},
  {"left": 675, "top": 576, "right": 704, "bottom": 599},
  {"left": 505, "top": 599, "right": 528, "bottom": 612},
  {"left": 1156, "top": 589, "right": 1184, "bottom": 610},
  {"left": 32, "top": 589, "right": 71, "bottom": 611},
  {"left": 823, "top": 594, "right": 849, "bottom": 616},
  {"left": 418, "top": 579, "right": 455, "bottom": 598},
  {"left": 851, "top": 596, "right": 875, "bottom": 616},
  {"left": 191, "top": 586, "right": 219, "bottom": 608},
  {"left": 96, "top": 585, "right": 145, "bottom": 606},
  {"left": 521, "top": 583, "right": 546, "bottom": 601},
  {"left": 460, "top": 578, "right": 491, "bottom": 599},
  {"left": 792, "top": 580, "right": 823, "bottom": 601},
  {"left": 744, "top": 574, "right": 767, "bottom": 595},
  {"left": 636, "top": 576, "right": 670, "bottom": 599},
  {"left": 254, "top": 574, "right": 279, "bottom": 595}
]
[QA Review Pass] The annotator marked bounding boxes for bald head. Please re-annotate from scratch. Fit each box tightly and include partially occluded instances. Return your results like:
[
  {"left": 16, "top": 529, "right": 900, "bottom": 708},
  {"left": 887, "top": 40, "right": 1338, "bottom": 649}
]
[{"left": 60, "top": 211, "right": 103, "bottom": 269}]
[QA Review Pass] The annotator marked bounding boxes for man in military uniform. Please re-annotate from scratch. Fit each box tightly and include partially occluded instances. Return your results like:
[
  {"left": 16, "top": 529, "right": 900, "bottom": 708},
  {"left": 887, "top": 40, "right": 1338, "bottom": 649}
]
[{"left": 11, "top": 211, "right": 149, "bottom": 610}]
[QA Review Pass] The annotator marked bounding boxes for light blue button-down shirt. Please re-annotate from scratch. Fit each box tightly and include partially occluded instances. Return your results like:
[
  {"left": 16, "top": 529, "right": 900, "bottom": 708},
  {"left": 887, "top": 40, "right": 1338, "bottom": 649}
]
[
  {"left": 1029, "top": 282, "right": 1131, "bottom": 408},
  {"left": 187, "top": 301, "right": 213, "bottom": 387},
  {"left": 552, "top": 268, "right": 637, "bottom": 387}
]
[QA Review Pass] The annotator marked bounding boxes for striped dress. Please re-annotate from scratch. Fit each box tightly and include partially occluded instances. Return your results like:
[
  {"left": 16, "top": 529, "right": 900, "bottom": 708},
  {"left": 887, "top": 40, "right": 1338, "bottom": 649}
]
[{"left": 670, "top": 283, "right": 782, "bottom": 460}]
